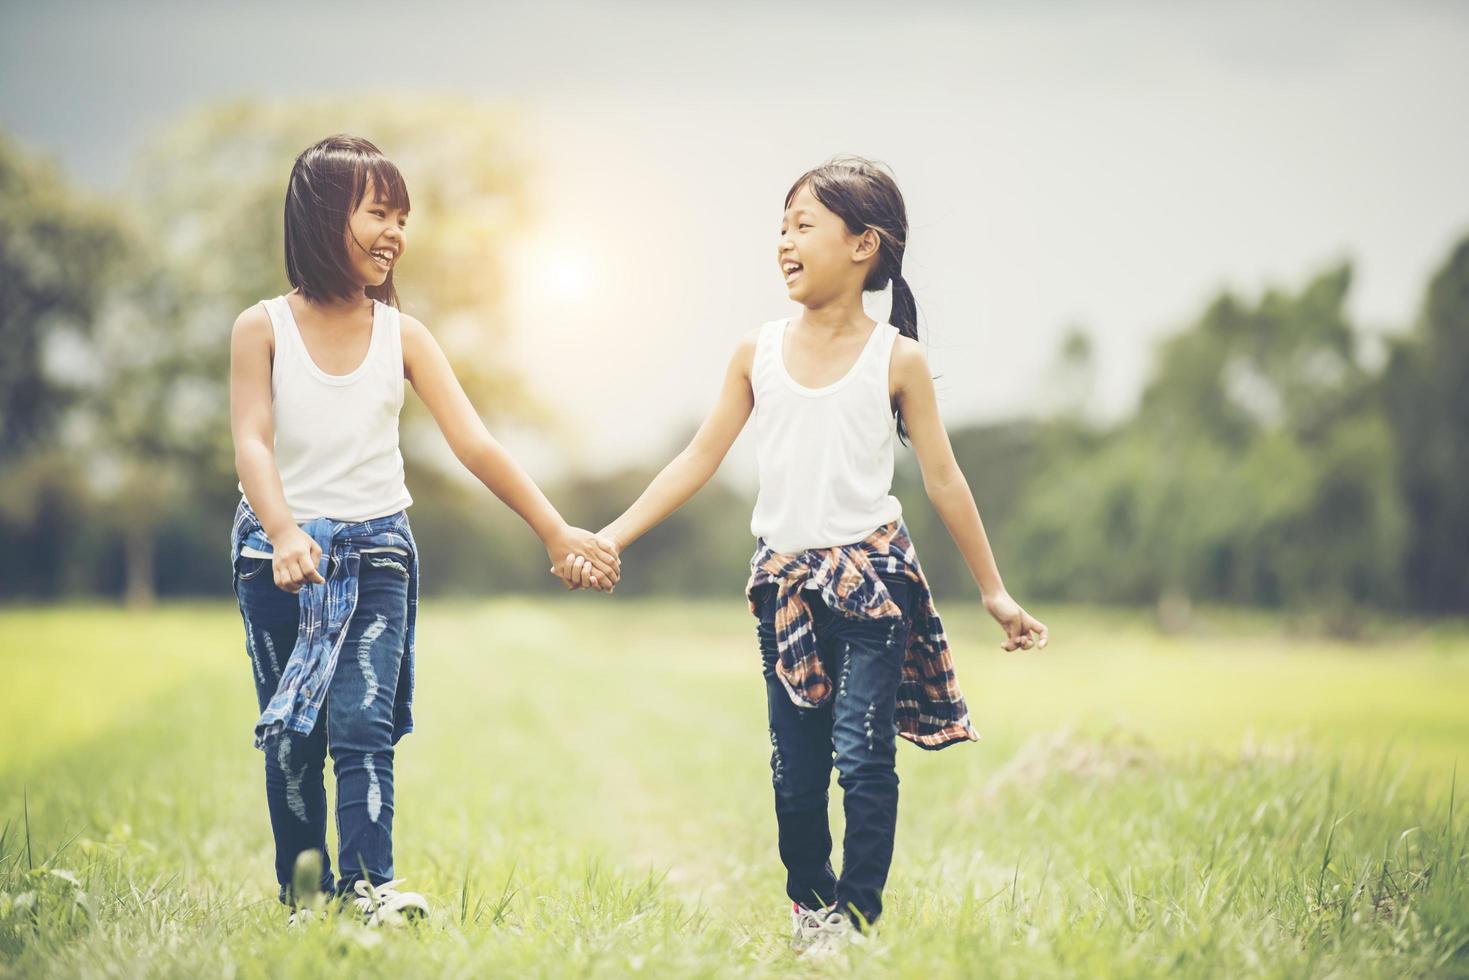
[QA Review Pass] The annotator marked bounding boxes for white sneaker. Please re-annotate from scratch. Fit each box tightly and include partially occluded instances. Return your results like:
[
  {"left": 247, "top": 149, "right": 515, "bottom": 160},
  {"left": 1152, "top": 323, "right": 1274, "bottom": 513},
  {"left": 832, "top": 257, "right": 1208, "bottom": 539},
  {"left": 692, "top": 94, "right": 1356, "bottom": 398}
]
[
  {"left": 286, "top": 906, "right": 317, "bottom": 927},
  {"left": 351, "top": 878, "right": 429, "bottom": 927},
  {"left": 791, "top": 901, "right": 834, "bottom": 949},
  {"left": 801, "top": 910, "right": 866, "bottom": 958}
]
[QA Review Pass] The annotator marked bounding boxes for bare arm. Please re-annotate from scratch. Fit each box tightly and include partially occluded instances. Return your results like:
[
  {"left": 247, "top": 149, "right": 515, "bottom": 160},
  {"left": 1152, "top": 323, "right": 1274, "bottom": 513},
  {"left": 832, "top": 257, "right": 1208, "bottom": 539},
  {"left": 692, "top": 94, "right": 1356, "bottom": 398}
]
[
  {"left": 229, "top": 306, "right": 324, "bottom": 593},
  {"left": 599, "top": 331, "right": 757, "bottom": 553},
  {"left": 400, "top": 313, "right": 617, "bottom": 587},
  {"left": 892, "top": 337, "right": 1047, "bottom": 650}
]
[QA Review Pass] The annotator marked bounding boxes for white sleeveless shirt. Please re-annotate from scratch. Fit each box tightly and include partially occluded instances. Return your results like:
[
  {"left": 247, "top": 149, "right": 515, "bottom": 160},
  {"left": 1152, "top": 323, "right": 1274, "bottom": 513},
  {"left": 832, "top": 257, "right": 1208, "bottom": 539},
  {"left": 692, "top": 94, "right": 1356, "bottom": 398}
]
[
  {"left": 749, "top": 317, "right": 904, "bottom": 553},
  {"left": 243, "top": 295, "right": 414, "bottom": 523}
]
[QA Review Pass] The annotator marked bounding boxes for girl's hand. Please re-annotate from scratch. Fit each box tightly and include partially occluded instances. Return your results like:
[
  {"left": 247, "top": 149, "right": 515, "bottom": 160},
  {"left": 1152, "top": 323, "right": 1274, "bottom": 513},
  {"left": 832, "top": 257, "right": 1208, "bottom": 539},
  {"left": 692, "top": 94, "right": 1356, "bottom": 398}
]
[
  {"left": 272, "top": 526, "right": 326, "bottom": 594},
  {"left": 546, "top": 526, "right": 620, "bottom": 592},
  {"left": 984, "top": 591, "right": 1049, "bottom": 651}
]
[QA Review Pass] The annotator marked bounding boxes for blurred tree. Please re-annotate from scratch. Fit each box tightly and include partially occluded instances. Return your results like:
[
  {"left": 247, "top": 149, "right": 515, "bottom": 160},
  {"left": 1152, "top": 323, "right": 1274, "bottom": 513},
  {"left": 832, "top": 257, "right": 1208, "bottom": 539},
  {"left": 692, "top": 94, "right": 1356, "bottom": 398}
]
[
  {"left": 1383, "top": 234, "right": 1469, "bottom": 613},
  {"left": 1052, "top": 325, "right": 1098, "bottom": 422},
  {"left": 891, "top": 421, "right": 1047, "bottom": 604},
  {"left": 0, "top": 135, "right": 129, "bottom": 598},
  {"left": 3, "top": 107, "right": 1458, "bottom": 617},
  {"left": 0, "top": 134, "right": 126, "bottom": 457},
  {"left": 1008, "top": 263, "right": 1406, "bottom": 628},
  {"left": 1139, "top": 264, "right": 1360, "bottom": 447},
  {"left": 69, "top": 244, "right": 224, "bottom": 605}
]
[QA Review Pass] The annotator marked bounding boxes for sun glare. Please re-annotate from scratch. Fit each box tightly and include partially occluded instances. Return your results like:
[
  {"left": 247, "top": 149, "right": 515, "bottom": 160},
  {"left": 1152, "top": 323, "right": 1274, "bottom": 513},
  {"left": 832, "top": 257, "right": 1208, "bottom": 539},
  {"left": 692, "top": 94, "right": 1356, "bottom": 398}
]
[{"left": 528, "top": 239, "right": 596, "bottom": 305}]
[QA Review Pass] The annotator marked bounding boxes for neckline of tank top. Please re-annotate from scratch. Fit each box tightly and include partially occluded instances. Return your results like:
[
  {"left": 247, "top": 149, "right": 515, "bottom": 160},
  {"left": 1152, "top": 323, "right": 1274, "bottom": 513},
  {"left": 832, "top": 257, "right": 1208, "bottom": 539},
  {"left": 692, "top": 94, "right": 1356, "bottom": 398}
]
[
  {"left": 277, "top": 295, "right": 385, "bottom": 387},
  {"left": 774, "top": 317, "right": 890, "bottom": 398}
]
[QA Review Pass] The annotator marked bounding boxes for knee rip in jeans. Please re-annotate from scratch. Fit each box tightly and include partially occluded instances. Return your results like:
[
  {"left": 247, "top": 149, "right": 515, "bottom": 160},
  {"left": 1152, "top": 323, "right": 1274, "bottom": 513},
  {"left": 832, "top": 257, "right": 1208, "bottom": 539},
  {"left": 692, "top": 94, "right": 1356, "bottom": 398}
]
[
  {"left": 276, "top": 738, "right": 309, "bottom": 823},
  {"left": 364, "top": 752, "right": 383, "bottom": 823},
  {"left": 356, "top": 614, "right": 387, "bottom": 708},
  {"left": 769, "top": 727, "right": 785, "bottom": 787}
]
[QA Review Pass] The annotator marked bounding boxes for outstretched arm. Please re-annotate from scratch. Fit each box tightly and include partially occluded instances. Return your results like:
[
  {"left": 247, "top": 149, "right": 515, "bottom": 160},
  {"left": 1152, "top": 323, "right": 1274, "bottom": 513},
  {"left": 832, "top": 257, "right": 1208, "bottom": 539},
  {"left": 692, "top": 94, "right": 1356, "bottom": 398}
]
[
  {"left": 597, "top": 331, "right": 757, "bottom": 556},
  {"left": 892, "top": 337, "right": 1048, "bottom": 651},
  {"left": 401, "top": 313, "right": 619, "bottom": 589}
]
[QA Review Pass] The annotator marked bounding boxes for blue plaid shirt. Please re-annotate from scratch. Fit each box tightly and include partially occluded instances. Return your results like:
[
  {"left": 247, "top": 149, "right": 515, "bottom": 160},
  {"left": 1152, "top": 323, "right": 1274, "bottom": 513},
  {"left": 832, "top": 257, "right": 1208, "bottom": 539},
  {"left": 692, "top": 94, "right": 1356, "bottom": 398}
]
[{"left": 231, "top": 498, "right": 419, "bottom": 750}]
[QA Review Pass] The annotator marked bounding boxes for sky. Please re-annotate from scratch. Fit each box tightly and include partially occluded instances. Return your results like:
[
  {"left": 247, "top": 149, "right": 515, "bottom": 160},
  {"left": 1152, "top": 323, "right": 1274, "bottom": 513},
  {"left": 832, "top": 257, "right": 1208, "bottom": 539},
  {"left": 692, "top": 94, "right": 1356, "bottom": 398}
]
[{"left": 3, "top": 0, "right": 1468, "bottom": 477}]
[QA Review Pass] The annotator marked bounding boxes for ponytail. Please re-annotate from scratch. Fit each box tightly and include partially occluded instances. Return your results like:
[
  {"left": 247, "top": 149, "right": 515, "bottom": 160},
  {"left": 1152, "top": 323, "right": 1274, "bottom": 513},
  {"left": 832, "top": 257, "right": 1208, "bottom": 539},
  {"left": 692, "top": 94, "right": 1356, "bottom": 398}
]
[
  {"left": 889, "top": 272, "right": 918, "bottom": 442},
  {"left": 890, "top": 272, "right": 917, "bottom": 342}
]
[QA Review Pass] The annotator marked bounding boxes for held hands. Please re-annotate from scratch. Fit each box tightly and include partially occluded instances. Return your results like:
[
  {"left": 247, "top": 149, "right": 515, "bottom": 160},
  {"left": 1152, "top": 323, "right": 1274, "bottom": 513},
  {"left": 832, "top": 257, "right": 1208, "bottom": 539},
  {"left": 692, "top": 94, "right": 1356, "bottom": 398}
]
[
  {"left": 984, "top": 590, "right": 1049, "bottom": 651},
  {"left": 273, "top": 526, "right": 326, "bottom": 594},
  {"left": 546, "top": 526, "right": 621, "bottom": 592}
]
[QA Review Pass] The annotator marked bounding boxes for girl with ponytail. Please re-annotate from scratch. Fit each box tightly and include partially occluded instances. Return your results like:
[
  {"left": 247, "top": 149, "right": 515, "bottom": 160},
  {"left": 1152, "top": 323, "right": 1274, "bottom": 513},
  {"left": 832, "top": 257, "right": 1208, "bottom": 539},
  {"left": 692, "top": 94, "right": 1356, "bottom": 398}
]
[{"left": 569, "top": 157, "right": 1047, "bottom": 953}]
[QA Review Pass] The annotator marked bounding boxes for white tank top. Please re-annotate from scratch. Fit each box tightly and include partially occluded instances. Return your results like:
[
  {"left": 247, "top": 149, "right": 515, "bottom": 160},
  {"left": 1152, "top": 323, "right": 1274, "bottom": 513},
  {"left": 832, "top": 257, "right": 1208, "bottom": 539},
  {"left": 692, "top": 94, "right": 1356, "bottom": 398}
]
[
  {"left": 242, "top": 295, "right": 414, "bottom": 523},
  {"left": 749, "top": 317, "right": 903, "bottom": 553}
]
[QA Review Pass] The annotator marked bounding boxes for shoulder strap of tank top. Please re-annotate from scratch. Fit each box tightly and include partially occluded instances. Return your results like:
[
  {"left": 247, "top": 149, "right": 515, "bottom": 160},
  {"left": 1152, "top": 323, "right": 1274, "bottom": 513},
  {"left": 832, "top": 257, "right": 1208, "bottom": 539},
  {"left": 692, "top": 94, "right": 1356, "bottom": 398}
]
[
  {"left": 750, "top": 319, "right": 784, "bottom": 396},
  {"left": 375, "top": 301, "right": 405, "bottom": 380},
  {"left": 260, "top": 296, "right": 294, "bottom": 361},
  {"left": 870, "top": 323, "right": 901, "bottom": 378},
  {"left": 754, "top": 319, "right": 783, "bottom": 361},
  {"left": 867, "top": 324, "right": 902, "bottom": 418}
]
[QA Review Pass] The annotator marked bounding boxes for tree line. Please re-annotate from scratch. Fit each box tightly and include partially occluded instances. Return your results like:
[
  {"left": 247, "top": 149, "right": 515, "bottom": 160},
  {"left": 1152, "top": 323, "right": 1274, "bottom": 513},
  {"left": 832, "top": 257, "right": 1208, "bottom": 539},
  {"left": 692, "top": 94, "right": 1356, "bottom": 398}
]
[{"left": 2, "top": 106, "right": 1464, "bottom": 626}]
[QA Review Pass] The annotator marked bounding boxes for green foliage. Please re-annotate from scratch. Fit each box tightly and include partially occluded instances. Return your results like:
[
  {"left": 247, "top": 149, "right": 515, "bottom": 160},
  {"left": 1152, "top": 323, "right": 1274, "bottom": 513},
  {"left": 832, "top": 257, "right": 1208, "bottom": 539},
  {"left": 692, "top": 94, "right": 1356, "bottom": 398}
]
[
  {"left": 892, "top": 421, "right": 1046, "bottom": 601},
  {"left": 1384, "top": 238, "right": 1469, "bottom": 612},
  {"left": 0, "top": 135, "right": 127, "bottom": 459},
  {"left": 2, "top": 106, "right": 1466, "bottom": 616},
  {"left": 996, "top": 262, "right": 1413, "bottom": 625},
  {"left": 0, "top": 138, "right": 134, "bottom": 600}
]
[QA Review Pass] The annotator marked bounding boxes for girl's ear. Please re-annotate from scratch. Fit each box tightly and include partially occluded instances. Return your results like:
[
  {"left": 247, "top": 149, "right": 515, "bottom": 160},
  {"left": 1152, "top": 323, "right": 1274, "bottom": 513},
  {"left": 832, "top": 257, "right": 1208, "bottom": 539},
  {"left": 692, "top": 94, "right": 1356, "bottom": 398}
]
[{"left": 853, "top": 227, "right": 880, "bottom": 262}]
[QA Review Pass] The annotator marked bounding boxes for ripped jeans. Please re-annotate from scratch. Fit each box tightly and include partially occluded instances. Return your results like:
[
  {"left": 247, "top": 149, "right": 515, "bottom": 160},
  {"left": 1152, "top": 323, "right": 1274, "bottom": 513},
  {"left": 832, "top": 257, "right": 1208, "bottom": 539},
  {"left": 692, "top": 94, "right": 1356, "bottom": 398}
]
[
  {"left": 755, "top": 575, "right": 911, "bottom": 927},
  {"left": 234, "top": 546, "right": 410, "bottom": 903}
]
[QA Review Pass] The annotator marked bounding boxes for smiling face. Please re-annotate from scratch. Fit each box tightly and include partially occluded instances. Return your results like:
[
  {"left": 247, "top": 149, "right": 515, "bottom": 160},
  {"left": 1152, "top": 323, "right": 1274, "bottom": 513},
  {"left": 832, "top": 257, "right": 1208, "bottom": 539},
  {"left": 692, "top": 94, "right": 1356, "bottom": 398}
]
[
  {"left": 344, "top": 176, "right": 408, "bottom": 289},
  {"left": 284, "top": 136, "right": 413, "bottom": 306},
  {"left": 778, "top": 182, "right": 877, "bottom": 307}
]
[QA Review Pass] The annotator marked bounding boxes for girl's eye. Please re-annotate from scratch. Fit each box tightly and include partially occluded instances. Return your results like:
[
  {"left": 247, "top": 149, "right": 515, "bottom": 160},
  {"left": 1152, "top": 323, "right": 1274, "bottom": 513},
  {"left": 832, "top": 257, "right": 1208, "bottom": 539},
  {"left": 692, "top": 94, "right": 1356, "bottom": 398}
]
[
  {"left": 372, "top": 210, "right": 387, "bottom": 217},
  {"left": 798, "top": 224, "right": 812, "bottom": 230}
]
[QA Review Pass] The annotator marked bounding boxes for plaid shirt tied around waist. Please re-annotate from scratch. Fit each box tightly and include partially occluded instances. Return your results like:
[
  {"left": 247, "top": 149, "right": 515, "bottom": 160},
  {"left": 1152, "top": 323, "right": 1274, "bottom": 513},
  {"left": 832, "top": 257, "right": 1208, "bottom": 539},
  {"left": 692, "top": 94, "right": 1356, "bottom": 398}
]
[
  {"left": 231, "top": 498, "right": 419, "bottom": 751},
  {"left": 746, "top": 520, "right": 979, "bottom": 750}
]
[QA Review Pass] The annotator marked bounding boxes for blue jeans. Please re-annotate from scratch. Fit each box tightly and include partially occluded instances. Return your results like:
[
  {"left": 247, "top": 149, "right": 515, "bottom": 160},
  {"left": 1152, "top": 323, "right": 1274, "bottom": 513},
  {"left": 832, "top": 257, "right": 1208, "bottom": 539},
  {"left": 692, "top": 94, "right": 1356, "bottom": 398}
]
[
  {"left": 234, "top": 547, "right": 411, "bottom": 902},
  {"left": 755, "top": 576, "right": 912, "bottom": 927}
]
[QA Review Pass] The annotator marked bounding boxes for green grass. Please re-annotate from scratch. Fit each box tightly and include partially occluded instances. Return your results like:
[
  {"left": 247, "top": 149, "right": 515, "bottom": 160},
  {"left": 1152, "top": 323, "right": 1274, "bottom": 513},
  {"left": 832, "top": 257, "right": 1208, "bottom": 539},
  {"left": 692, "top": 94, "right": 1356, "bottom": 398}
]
[{"left": 1, "top": 599, "right": 1467, "bottom": 977}]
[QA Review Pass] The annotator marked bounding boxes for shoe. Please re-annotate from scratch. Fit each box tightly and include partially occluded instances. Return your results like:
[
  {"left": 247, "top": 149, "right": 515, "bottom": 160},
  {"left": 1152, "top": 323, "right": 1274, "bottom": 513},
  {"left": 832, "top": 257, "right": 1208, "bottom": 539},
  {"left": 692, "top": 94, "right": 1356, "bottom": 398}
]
[
  {"left": 791, "top": 901, "right": 834, "bottom": 949},
  {"left": 286, "top": 849, "right": 326, "bottom": 927},
  {"left": 351, "top": 878, "right": 429, "bottom": 927},
  {"left": 286, "top": 906, "right": 317, "bottom": 927},
  {"left": 801, "top": 910, "right": 866, "bottom": 958}
]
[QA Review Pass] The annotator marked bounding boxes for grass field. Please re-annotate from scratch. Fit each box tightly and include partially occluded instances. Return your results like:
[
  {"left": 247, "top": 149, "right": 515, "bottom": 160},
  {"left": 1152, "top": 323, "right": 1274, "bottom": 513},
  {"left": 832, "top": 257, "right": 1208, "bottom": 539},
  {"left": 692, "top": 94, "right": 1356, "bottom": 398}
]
[{"left": 2, "top": 599, "right": 1467, "bottom": 978}]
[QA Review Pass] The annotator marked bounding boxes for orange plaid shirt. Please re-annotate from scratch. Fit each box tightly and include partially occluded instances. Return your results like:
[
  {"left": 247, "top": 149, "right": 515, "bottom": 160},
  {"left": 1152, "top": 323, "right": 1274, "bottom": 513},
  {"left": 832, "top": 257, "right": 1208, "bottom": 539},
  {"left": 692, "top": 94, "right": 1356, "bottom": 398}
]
[{"left": 747, "top": 520, "right": 979, "bottom": 750}]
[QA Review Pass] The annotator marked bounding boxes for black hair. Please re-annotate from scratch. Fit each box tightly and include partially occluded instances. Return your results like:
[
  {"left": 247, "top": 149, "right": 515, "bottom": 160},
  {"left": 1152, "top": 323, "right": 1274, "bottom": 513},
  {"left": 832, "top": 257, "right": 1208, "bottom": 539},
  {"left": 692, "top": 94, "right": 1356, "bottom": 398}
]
[
  {"left": 283, "top": 134, "right": 410, "bottom": 307},
  {"left": 785, "top": 156, "right": 919, "bottom": 439}
]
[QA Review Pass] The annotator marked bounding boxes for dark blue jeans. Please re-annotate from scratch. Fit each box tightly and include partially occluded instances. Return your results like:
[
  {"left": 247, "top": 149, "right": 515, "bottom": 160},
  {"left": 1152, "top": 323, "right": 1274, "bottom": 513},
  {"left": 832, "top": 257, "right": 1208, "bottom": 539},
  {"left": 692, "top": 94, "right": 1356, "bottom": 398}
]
[
  {"left": 755, "top": 576, "right": 912, "bottom": 927},
  {"left": 234, "top": 548, "right": 411, "bottom": 902}
]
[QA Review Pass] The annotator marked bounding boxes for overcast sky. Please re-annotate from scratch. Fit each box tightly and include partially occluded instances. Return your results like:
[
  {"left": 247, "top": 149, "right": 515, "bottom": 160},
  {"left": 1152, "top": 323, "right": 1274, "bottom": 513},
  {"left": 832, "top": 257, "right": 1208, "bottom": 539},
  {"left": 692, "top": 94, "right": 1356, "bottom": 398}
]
[{"left": 4, "top": 0, "right": 1467, "bottom": 476}]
